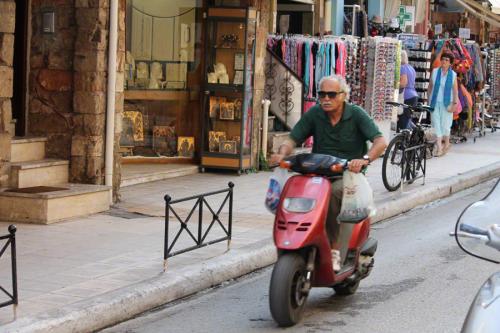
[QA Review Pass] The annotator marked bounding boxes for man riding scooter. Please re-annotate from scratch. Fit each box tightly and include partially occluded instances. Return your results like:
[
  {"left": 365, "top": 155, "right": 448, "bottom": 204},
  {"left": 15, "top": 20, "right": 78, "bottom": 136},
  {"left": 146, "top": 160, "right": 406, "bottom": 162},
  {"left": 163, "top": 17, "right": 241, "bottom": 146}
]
[{"left": 271, "top": 75, "right": 387, "bottom": 270}]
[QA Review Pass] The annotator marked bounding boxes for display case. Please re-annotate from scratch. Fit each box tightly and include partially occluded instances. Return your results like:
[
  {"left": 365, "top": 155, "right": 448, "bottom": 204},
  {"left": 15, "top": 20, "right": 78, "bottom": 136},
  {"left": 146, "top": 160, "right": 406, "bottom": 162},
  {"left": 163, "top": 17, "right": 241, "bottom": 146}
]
[
  {"left": 121, "top": 2, "right": 203, "bottom": 161},
  {"left": 201, "top": 7, "right": 257, "bottom": 173}
]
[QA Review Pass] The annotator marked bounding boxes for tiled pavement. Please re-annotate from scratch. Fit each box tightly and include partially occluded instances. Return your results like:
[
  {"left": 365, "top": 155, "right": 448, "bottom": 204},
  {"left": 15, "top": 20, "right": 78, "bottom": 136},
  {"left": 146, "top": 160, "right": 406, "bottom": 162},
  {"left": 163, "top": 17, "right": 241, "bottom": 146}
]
[{"left": 0, "top": 129, "right": 499, "bottom": 328}]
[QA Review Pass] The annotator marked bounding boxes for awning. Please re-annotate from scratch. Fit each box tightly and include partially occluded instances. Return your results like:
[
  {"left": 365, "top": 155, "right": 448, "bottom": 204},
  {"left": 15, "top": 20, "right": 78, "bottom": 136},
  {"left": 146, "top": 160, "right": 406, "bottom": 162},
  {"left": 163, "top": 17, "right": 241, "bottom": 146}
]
[{"left": 455, "top": 0, "right": 500, "bottom": 28}]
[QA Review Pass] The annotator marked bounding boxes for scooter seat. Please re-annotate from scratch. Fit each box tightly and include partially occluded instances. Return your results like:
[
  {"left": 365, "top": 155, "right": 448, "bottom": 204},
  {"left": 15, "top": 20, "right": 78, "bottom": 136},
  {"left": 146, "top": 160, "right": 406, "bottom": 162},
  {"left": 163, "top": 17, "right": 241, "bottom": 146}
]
[{"left": 360, "top": 237, "right": 378, "bottom": 256}]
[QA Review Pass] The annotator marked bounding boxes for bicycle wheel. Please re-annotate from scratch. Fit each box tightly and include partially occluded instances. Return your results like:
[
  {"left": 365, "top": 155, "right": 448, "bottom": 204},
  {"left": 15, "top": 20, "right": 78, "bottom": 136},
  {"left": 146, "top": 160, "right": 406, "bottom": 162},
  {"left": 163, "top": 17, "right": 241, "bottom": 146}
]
[{"left": 382, "top": 134, "right": 406, "bottom": 191}]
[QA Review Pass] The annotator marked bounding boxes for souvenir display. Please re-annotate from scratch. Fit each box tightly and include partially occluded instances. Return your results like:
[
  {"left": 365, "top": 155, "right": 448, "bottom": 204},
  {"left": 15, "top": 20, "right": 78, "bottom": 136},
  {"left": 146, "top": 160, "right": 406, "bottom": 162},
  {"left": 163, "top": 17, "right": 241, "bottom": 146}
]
[
  {"left": 208, "top": 131, "right": 226, "bottom": 152},
  {"left": 148, "top": 62, "right": 163, "bottom": 89},
  {"left": 202, "top": 7, "right": 256, "bottom": 172},
  {"left": 219, "top": 140, "right": 237, "bottom": 154},
  {"left": 234, "top": 53, "right": 245, "bottom": 70},
  {"left": 361, "top": 37, "right": 399, "bottom": 121},
  {"left": 122, "top": 3, "right": 200, "bottom": 161},
  {"left": 152, "top": 126, "right": 176, "bottom": 156},
  {"left": 266, "top": 35, "right": 374, "bottom": 114},
  {"left": 488, "top": 49, "right": 500, "bottom": 102},
  {"left": 122, "top": 111, "right": 145, "bottom": 142},
  {"left": 220, "top": 33, "right": 239, "bottom": 48},
  {"left": 406, "top": 47, "right": 432, "bottom": 102},
  {"left": 209, "top": 96, "right": 226, "bottom": 118},
  {"left": 267, "top": 35, "right": 349, "bottom": 101},
  {"left": 120, "top": 116, "right": 135, "bottom": 147},
  {"left": 234, "top": 99, "right": 243, "bottom": 119},
  {"left": 233, "top": 70, "right": 244, "bottom": 85},
  {"left": 125, "top": 51, "right": 136, "bottom": 89},
  {"left": 177, "top": 136, "right": 195, "bottom": 157},
  {"left": 208, "top": 72, "right": 218, "bottom": 84},
  {"left": 219, "top": 102, "right": 235, "bottom": 120},
  {"left": 135, "top": 62, "right": 150, "bottom": 88}
]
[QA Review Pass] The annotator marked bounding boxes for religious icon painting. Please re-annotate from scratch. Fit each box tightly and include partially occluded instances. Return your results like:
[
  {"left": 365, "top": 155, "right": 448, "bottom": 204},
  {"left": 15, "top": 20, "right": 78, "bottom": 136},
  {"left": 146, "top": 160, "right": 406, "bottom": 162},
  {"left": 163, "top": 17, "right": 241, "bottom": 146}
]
[{"left": 177, "top": 136, "right": 195, "bottom": 158}]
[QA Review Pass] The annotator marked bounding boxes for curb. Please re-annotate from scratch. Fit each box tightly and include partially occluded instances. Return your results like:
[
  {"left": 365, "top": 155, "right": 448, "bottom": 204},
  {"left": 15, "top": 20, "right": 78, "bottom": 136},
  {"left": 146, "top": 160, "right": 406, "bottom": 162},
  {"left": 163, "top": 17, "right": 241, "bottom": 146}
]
[
  {"left": 3, "top": 161, "right": 500, "bottom": 333},
  {"left": 373, "top": 161, "right": 500, "bottom": 223},
  {"left": 2, "top": 239, "right": 277, "bottom": 333}
]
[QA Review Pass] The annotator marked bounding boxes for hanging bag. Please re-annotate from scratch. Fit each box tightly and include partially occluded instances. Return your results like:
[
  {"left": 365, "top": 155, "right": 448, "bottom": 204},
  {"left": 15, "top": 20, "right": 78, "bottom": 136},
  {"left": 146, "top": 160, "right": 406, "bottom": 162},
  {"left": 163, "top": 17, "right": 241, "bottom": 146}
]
[
  {"left": 338, "top": 171, "right": 375, "bottom": 222},
  {"left": 265, "top": 167, "right": 290, "bottom": 214}
]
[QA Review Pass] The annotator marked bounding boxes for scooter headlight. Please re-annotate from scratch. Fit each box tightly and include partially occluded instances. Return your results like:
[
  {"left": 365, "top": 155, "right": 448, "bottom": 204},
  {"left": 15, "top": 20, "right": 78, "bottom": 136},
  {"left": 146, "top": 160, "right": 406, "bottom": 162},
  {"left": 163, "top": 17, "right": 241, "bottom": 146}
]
[{"left": 283, "top": 198, "right": 316, "bottom": 213}]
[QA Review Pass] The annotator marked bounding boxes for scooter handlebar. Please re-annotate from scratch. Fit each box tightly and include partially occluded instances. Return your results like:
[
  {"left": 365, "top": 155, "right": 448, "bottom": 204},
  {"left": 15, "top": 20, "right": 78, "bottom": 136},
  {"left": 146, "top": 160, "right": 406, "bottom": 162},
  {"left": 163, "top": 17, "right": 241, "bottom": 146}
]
[{"left": 460, "top": 223, "right": 489, "bottom": 236}]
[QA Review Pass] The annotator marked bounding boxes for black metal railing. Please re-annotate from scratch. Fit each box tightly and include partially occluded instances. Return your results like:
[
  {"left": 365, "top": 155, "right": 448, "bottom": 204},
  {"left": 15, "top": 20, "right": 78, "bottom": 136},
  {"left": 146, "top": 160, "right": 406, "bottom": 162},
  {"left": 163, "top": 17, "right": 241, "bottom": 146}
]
[
  {"left": 163, "top": 182, "right": 234, "bottom": 270},
  {"left": 0, "top": 225, "right": 17, "bottom": 308}
]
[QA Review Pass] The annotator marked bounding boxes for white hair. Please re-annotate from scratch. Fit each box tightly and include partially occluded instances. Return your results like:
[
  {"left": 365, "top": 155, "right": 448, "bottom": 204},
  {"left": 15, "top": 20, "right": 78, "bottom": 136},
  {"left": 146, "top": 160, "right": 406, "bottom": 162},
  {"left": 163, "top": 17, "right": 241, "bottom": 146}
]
[
  {"left": 401, "top": 50, "right": 409, "bottom": 65},
  {"left": 318, "top": 75, "right": 350, "bottom": 100}
]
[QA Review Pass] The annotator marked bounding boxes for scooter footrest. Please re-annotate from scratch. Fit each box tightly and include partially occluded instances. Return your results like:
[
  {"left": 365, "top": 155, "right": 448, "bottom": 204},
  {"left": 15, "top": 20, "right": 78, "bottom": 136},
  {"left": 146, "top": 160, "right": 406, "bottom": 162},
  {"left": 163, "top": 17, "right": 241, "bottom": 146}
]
[{"left": 360, "top": 237, "right": 378, "bottom": 256}]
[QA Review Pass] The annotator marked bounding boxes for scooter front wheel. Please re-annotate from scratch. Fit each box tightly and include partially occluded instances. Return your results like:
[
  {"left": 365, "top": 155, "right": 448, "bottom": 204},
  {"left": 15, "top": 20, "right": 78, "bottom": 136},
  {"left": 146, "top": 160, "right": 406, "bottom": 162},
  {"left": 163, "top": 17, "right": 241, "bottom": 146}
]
[{"left": 269, "top": 253, "right": 308, "bottom": 327}]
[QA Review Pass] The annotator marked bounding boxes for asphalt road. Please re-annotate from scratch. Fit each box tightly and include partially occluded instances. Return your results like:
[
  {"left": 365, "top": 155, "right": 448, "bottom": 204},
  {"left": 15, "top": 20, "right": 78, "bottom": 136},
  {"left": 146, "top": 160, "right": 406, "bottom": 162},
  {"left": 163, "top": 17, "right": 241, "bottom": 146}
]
[{"left": 102, "top": 180, "right": 499, "bottom": 333}]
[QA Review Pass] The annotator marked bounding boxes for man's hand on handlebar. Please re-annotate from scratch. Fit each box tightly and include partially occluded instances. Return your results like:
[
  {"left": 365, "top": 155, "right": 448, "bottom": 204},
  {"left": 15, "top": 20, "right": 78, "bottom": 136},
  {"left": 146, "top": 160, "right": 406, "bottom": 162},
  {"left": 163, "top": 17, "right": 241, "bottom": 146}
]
[
  {"left": 348, "top": 159, "right": 369, "bottom": 173},
  {"left": 270, "top": 153, "right": 285, "bottom": 166}
]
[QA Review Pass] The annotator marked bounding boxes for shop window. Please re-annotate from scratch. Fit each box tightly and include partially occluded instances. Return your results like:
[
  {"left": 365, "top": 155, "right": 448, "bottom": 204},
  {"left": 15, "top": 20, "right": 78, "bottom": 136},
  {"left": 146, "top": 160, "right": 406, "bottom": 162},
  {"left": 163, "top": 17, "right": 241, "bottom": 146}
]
[{"left": 122, "top": 0, "right": 203, "bottom": 160}]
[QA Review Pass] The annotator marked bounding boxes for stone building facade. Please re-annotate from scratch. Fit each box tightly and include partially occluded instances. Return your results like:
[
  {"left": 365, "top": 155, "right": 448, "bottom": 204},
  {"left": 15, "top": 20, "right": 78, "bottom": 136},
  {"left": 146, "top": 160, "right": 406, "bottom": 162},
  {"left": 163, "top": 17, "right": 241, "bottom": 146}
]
[
  {"left": 27, "top": 0, "right": 124, "bottom": 199},
  {"left": 0, "top": 0, "right": 15, "bottom": 188},
  {"left": 1, "top": 0, "right": 275, "bottom": 200}
]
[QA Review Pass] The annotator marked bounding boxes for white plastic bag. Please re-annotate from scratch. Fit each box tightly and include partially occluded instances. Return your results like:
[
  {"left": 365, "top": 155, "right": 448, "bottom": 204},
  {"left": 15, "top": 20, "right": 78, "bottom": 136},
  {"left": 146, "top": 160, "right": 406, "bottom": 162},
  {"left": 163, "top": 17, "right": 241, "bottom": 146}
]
[
  {"left": 265, "top": 167, "right": 289, "bottom": 214},
  {"left": 338, "top": 171, "right": 375, "bottom": 222}
]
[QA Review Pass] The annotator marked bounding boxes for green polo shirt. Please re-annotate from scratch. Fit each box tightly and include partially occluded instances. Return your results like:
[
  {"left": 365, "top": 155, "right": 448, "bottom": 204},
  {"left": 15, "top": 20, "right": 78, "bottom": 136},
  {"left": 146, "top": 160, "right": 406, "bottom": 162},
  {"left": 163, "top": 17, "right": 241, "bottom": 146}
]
[{"left": 290, "top": 102, "right": 382, "bottom": 160}]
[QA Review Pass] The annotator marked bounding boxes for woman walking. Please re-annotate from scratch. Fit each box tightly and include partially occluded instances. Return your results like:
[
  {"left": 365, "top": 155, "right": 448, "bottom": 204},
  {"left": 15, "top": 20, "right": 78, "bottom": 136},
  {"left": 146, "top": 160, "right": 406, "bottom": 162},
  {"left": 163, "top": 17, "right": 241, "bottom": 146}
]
[
  {"left": 427, "top": 52, "right": 459, "bottom": 156},
  {"left": 398, "top": 50, "right": 419, "bottom": 130}
]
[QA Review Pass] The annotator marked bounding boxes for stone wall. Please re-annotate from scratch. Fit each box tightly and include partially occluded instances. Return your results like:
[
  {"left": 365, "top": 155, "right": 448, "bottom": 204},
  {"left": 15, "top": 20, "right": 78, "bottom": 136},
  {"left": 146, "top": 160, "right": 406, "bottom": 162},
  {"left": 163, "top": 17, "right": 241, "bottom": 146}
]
[
  {"left": 70, "top": 1, "right": 110, "bottom": 184},
  {"left": 29, "top": 1, "right": 123, "bottom": 199},
  {"left": 29, "top": 2, "right": 76, "bottom": 160},
  {"left": 0, "top": 0, "right": 15, "bottom": 188}
]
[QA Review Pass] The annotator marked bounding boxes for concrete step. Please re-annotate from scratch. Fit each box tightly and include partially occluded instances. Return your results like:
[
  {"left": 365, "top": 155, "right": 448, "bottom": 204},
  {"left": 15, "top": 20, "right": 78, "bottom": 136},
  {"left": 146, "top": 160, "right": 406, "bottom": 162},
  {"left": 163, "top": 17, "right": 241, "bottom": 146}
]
[
  {"left": 121, "top": 164, "right": 199, "bottom": 187},
  {"left": 0, "top": 184, "right": 111, "bottom": 224},
  {"left": 10, "top": 159, "right": 69, "bottom": 188},
  {"left": 11, "top": 136, "right": 47, "bottom": 162}
]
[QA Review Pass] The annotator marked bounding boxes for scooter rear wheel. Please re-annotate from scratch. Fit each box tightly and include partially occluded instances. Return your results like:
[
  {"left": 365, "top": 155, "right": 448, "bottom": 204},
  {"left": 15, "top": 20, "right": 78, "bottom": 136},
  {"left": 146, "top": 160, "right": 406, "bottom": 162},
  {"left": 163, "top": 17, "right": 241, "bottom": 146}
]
[{"left": 269, "top": 253, "right": 308, "bottom": 327}]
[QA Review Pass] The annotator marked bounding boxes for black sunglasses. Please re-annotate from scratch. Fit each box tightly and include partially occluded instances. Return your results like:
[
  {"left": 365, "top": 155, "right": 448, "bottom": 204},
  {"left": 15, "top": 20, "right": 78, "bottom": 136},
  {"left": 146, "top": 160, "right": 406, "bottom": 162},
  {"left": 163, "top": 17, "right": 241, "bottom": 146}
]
[{"left": 318, "top": 91, "right": 344, "bottom": 99}]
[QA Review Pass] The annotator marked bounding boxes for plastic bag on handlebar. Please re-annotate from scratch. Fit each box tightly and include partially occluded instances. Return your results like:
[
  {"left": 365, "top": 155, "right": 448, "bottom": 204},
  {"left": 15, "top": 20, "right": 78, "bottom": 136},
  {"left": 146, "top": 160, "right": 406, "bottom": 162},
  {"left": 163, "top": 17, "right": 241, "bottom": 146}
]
[
  {"left": 338, "top": 171, "right": 375, "bottom": 222},
  {"left": 265, "top": 167, "right": 289, "bottom": 214}
]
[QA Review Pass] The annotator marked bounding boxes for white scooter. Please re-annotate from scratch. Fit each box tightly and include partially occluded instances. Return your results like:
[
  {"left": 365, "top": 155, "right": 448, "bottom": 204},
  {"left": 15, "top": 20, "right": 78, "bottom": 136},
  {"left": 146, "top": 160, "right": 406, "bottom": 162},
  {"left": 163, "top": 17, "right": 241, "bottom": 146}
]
[{"left": 452, "top": 178, "right": 500, "bottom": 333}]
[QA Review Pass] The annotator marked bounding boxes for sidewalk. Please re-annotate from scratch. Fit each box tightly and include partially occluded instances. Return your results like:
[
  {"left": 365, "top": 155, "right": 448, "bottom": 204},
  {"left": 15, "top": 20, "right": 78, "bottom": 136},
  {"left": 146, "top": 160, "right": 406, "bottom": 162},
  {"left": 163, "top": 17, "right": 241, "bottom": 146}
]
[{"left": 1, "top": 130, "right": 500, "bottom": 333}]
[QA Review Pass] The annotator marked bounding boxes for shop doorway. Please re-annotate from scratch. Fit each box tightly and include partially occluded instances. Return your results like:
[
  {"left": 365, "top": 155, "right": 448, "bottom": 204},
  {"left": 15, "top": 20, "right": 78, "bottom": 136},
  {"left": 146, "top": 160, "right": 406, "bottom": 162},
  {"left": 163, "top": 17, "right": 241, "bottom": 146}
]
[{"left": 12, "top": 0, "right": 29, "bottom": 137}]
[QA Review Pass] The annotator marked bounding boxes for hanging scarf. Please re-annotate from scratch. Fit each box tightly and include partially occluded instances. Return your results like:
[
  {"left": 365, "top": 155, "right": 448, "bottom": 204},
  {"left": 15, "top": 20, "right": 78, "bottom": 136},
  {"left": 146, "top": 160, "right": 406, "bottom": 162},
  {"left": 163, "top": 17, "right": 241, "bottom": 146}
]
[{"left": 430, "top": 68, "right": 453, "bottom": 108}]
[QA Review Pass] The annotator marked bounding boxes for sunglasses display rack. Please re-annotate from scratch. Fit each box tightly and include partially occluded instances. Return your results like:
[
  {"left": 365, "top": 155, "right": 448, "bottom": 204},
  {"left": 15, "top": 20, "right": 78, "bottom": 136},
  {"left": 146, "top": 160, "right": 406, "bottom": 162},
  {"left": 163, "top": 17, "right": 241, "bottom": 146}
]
[
  {"left": 361, "top": 37, "right": 400, "bottom": 121},
  {"left": 340, "top": 35, "right": 362, "bottom": 105},
  {"left": 407, "top": 48, "right": 432, "bottom": 103},
  {"left": 488, "top": 48, "right": 500, "bottom": 102}
]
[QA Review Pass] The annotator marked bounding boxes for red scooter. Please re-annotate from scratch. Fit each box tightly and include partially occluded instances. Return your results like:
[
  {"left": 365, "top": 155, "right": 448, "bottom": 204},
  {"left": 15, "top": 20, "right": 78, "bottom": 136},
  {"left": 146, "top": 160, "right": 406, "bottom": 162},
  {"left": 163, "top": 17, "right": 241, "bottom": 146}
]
[{"left": 269, "top": 153, "right": 378, "bottom": 327}]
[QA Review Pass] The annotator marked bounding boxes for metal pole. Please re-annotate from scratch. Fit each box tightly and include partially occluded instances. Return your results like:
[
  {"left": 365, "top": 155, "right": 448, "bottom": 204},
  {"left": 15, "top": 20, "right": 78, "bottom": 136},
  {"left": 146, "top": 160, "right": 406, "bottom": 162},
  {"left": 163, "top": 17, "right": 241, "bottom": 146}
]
[
  {"left": 164, "top": 195, "right": 171, "bottom": 271},
  {"left": 198, "top": 197, "right": 203, "bottom": 246},
  {"left": 8, "top": 225, "right": 17, "bottom": 305},
  {"left": 351, "top": 5, "right": 358, "bottom": 36},
  {"left": 228, "top": 182, "right": 234, "bottom": 249}
]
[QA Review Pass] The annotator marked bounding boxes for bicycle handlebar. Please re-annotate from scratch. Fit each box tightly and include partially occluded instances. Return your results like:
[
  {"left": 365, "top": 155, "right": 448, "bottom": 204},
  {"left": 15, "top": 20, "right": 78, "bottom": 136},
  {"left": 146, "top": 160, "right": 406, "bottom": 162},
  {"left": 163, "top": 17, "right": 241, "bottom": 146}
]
[{"left": 386, "top": 101, "right": 434, "bottom": 113}]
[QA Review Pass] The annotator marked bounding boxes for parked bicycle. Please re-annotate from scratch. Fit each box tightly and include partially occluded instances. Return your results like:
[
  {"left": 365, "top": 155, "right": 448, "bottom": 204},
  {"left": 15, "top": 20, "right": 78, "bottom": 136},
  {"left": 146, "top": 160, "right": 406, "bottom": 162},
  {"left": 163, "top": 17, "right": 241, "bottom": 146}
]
[{"left": 382, "top": 102, "right": 434, "bottom": 192}]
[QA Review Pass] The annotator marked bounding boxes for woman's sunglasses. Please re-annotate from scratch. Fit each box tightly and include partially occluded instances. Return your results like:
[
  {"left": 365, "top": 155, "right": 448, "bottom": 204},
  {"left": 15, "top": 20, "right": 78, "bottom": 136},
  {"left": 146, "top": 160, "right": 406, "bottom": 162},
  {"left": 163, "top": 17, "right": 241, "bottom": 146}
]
[{"left": 318, "top": 91, "right": 344, "bottom": 99}]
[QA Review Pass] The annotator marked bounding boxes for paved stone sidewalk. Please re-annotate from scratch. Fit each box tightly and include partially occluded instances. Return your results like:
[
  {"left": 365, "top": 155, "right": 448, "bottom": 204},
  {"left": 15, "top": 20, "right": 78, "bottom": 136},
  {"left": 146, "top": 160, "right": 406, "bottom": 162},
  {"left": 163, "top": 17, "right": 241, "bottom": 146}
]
[{"left": 1, "top": 130, "right": 500, "bottom": 332}]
